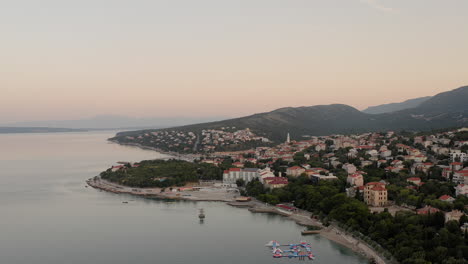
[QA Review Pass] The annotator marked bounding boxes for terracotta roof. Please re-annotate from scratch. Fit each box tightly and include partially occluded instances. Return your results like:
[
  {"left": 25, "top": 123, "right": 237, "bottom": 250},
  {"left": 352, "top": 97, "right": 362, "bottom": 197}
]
[
  {"left": 439, "top": 195, "right": 454, "bottom": 201},
  {"left": 366, "top": 182, "right": 385, "bottom": 186},
  {"left": 407, "top": 177, "right": 421, "bottom": 181},
  {"left": 417, "top": 206, "right": 440, "bottom": 215},
  {"left": 288, "top": 166, "right": 303, "bottom": 170}
]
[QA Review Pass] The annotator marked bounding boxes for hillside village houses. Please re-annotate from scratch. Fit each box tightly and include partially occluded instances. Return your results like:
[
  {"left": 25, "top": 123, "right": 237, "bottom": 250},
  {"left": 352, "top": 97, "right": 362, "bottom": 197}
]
[
  {"left": 189, "top": 128, "right": 468, "bottom": 218},
  {"left": 347, "top": 173, "right": 364, "bottom": 187},
  {"left": 286, "top": 166, "right": 305, "bottom": 177}
]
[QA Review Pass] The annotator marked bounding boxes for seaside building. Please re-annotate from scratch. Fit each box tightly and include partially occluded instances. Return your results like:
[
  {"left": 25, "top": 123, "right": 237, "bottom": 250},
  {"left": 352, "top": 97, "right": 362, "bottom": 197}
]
[
  {"left": 263, "top": 177, "right": 289, "bottom": 189},
  {"left": 364, "top": 182, "right": 388, "bottom": 207},
  {"left": 222, "top": 168, "right": 260, "bottom": 184}
]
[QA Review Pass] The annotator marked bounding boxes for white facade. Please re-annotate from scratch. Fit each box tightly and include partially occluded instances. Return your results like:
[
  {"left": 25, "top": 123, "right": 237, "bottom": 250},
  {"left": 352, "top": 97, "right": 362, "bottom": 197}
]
[
  {"left": 450, "top": 151, "right": 467, "bottom": 162},
  {"left": 223, "top": 168, "right": 260, "bottom": 184}
]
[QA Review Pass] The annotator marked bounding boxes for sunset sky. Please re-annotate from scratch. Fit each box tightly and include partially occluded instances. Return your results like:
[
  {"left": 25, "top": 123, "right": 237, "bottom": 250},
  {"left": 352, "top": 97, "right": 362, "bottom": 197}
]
[{"left": 1, "top": 0, "right": 467, "bottom": 123}]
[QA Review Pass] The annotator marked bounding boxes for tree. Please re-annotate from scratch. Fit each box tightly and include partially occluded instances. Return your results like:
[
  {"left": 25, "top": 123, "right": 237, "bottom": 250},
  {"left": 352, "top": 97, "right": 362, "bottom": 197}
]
[{"left": 236, "top": 178, "right": 245, "bottom": 187}]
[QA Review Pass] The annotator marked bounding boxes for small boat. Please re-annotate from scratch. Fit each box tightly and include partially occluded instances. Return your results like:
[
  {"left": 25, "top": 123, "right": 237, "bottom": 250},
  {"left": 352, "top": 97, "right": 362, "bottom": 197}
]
[
  {"left": 122, "top": 201, "right": 128, "bottom": 204},
  {"left": 198, "top": 209, "right": 205, "bottom": 219}
]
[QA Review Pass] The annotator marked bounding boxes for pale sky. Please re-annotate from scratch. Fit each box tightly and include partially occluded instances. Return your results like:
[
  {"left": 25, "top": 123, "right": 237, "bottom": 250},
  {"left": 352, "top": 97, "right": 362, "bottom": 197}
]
[{"left": 1, "top": 0, "right": 467, "bottom": 123}]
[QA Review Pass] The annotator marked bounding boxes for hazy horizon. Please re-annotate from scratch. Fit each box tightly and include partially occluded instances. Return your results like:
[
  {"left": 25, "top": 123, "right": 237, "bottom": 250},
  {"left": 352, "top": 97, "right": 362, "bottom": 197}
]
[
  {"left": 2, "top": 0, "right": 468, "bottom": 123},
  {"left": 0, "top": 90, "right": 441, "bottom": 126}
]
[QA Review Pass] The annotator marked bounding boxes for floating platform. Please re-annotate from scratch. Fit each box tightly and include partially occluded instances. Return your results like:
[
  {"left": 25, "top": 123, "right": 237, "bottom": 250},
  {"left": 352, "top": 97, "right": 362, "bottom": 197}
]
[
  {"left": 267, "top": 240, "right": 316, "bottom": 261},
  {"left": 301, "top": 230, "right": 321, "bottom": 235}
]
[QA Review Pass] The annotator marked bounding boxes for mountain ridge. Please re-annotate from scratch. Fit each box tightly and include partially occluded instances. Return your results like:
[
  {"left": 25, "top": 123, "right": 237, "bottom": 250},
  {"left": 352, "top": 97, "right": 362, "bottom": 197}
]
[
  {"left": 112, "top": 86, "right": 468, "bottom": 152},
  {"left": 363, "top": 96, "right": 431, "bottom": 114}
]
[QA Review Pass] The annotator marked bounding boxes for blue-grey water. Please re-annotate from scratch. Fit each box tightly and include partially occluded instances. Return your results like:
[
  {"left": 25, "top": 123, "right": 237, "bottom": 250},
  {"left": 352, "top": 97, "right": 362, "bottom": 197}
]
[{"left": 0, "top": 131, "right": 367, "bottom": 264}]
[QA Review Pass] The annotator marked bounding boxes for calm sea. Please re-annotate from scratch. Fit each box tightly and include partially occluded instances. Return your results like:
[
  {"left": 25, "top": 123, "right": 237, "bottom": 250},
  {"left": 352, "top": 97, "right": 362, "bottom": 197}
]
[{"left": 0, "top": 131, "right": 366, "bottom": 264}]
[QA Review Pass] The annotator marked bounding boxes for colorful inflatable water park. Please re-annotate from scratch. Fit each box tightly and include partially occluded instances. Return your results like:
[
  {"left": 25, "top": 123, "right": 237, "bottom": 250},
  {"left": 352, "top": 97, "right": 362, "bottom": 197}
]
[{"left": 266, "top": 240, "right": 316, "bottom": 261}]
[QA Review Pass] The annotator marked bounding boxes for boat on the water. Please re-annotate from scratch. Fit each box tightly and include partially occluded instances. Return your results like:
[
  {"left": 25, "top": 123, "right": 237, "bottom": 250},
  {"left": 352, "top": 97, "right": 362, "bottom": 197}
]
[{"left": 199, "top": 209, "right": 205, "bottom": 219}]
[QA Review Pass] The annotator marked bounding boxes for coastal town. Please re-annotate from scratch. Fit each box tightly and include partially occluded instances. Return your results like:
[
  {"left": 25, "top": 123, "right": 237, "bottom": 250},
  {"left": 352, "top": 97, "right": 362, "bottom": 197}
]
[{"left": 92, "top": 127, "right": 468, "bottom": 263}]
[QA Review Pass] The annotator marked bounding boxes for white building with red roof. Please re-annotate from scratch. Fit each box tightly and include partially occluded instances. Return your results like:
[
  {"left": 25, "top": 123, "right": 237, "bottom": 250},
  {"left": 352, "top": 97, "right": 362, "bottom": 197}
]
[
  {"left": 347, "top": 173, "right": 364, "bottom": 187},
  {"left": 407, "top": 177, "right": 422, "bottom": 186},
  {"left": 286, "top": 166, "right": 305, "bottom": 177},
  {"left": 451, "top": 162, "right": 463, "bottom": 171},
  {"left": 417, "top": 205, "right": 440, "bottom": 215},
  {"left": 439, "top": 195, "right": 455, "bottom": 203},
  {"left": 263, "top": 177, "right": 289, "bottom": 189},
  {"left": 455, "top": 184, "right": 468, "bottom": 197},
  {"left": 453, "top": 169, "right": 468, "bottom": 184}
]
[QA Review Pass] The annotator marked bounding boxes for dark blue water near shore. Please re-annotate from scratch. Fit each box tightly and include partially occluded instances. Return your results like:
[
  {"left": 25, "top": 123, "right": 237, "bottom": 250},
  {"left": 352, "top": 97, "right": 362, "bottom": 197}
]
[{"left": 0, "top": 131, "right": 366, "bottom": 264}]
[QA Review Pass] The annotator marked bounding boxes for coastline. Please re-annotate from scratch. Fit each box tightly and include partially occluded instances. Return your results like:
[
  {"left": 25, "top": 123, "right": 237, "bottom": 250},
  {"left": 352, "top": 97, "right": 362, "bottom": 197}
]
[
  {"left": 87, "top": 176, "right": 389, "bottom": 264},
  {"left": 107, "top": 139, "right": 201, "bottom": 161}
]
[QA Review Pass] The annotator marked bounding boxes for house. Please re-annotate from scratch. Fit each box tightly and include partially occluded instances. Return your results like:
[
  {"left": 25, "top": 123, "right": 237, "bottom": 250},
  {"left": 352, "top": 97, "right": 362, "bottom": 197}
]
[
  {"left": 367, "top": 150, "right": 379, "bottom": 157},
  {"left": 347, "top": 173, "right": 364, "bottom": 187},
  {"left": 417, "top": 205, "right": 441, "bottom": 215},
  {"left": 439, "top": 195, "right": 455, "bottom": 203},
  {"left": 414, "top": 136, "right": 424, "bottom": 144},
  {"left": 386, "top": 166, "right": 403, "bottom": 173},
  {"left": 343, "top": 163, "right": 357, "bottom": 174},
  {"left": 453, "top": 169, "right": 468, "bottom": 184},
  {"left": 455, "top": 184, "right": 468, "bottom": 197},
  {"left": 442, "top": 167, "right": 453, "bottom": 179},
  {"left": 315, "top": 143, "right": 326, "bottom": 152},
  {"left": 233, "top": 162, "right": 244, "bottom": 168},
  {"left": 380, "top": 150, "right": 392, "bottom": 158},
  {"left": 310, "top": 173, "right": 338, "bottom": 184},
  {"left": 451, "top": 162, "right": 463, "bottom": 171},
  {"left": 305, "top": 168, "right": 329, "bottom": 177},
  {"left": 461, "top": 223, "right": 468, "bottom": 233},
  {"left": 413, "top": 155, "right": 428, "bottom": 163},
  {"left": 263, "top": 177, "right": 289, "bottom": 189},
  {"left": 445, "top": 210, "right": 465, "bottom": 223},
  {"left": 361, "top": 160, "right": 373, "bottom": 167},
  {"left": 286, "top": 166, "right": 306, "bottom": 177},
  {"left": 378, "top": 160, "right": 387, "bottom": 167},
  {"left": 364, "top": 182, "right": 387, "bottom": 207},
  {"left": 259, "top": 167, "right": 276, "bottom": 183},
  {"left": 407, "top": 177, "right": 422, "bottom": 186},
  {"left": 348, "top": 149, "right": 358, "bottom": 158},
  {"left": 111, "top": 165, "right": 125, "bottom": 172},
  {"left": 330, "top": 160, "right": 342, "bottom": 168},
  {"left": 450, "top": 151, "right": 467, "bottom": 163}
]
